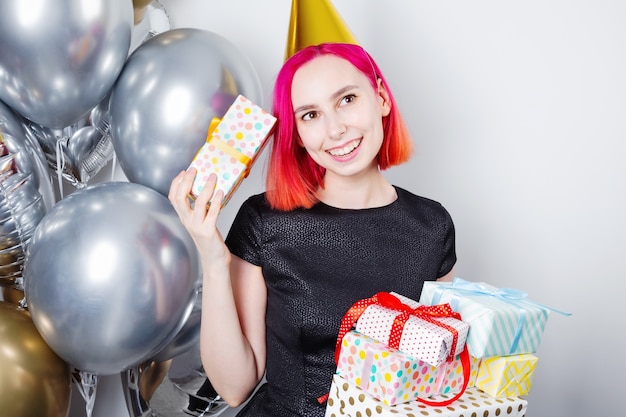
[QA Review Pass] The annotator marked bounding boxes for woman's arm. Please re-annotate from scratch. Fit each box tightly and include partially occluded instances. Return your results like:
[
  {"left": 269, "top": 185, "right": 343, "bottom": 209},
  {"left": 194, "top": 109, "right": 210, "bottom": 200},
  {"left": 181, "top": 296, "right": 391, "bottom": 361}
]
[
  {"left": 198, "top": 255, "right": 267, "bottom": 407},
  {"left": 437, "top": 268, "right": 455, "bottom": 282},
  {"left": 169, "top": 169, "right": 266, "bottom": 407}
]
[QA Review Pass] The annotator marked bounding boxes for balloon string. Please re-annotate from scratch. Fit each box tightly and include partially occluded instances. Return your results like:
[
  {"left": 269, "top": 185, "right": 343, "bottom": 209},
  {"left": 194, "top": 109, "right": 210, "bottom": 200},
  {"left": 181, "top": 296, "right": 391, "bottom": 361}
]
[
  {"left": 110, "top": 154, "right": 117, "bottom": 182},
  {"left": 55, "top": 139, "right": 65, "bottom": 199},
  {"left": 72, "top": 369, "right": 99, "bottom": 417}
]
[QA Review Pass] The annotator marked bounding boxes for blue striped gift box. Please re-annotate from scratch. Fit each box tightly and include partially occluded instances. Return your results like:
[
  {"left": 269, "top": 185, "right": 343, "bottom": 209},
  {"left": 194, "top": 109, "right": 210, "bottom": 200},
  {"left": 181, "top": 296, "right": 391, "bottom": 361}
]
[{"left": 419, "top": 278, "right": 570, "bottom": 358}]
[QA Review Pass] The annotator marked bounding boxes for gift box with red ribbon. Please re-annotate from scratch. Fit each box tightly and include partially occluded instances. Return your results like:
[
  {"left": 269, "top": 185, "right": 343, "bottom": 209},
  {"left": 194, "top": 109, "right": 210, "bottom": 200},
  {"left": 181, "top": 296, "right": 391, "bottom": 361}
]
[
  {"left": 188, "top": 95, "right": 276, "bottom": 207},
  {"left": 340, "top": 292, "right": 469, "bottom": 367},
  {"left": 328, "top": 291, "right": 472, "bottom": 408}
]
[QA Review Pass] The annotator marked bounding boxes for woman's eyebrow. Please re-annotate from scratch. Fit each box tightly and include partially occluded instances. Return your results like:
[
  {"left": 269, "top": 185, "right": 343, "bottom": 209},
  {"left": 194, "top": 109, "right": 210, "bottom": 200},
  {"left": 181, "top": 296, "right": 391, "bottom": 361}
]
[{"left": 293, "top": 85, "right": 359, "bottom": 114}]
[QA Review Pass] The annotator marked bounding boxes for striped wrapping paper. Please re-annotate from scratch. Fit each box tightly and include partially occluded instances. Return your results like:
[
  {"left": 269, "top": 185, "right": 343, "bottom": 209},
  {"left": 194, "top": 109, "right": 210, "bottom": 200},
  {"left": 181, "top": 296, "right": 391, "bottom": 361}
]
[{"left": 419, "top": 278, "right": 559, "bottom": 358}]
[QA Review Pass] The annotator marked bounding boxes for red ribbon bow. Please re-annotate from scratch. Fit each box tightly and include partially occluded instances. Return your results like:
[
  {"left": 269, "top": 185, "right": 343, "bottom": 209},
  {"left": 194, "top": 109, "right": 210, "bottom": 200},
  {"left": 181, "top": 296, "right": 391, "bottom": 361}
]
[{"left": 334, "top": 292, "right": 462, "bottom": 365}]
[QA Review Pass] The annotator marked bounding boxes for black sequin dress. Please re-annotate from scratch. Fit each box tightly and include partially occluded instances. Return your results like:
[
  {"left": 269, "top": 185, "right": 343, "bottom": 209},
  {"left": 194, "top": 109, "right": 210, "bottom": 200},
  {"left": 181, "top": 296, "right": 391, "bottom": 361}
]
[{"left": 224, "top": 186, "right": 456, "bottom": 417}]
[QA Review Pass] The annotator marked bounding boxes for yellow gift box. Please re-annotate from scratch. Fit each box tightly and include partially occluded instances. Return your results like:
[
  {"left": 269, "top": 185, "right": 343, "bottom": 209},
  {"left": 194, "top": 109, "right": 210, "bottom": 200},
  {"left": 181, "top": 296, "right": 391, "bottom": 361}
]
[{"left": 474, "top": 353, "right": 538, "bottom": 397}]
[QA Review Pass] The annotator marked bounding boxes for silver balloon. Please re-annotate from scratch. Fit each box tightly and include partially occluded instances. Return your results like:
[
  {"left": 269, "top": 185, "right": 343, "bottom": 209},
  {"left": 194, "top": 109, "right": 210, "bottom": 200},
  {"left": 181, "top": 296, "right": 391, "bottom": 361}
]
[
  {"left": 0, "top": 101, "right": 55, "bottom": 208},
  {"left": 21, "top": 122, "right": 60, "bottom": 169},
  {"left": 109, "top": 28, "right": 263, "bottom": 196},
  {"left": 0, "top": 100, "right": 54, "bottom": 288},
  {"left": 23, "top": 181, "right": 201, "bottom": 375},
  {"left": 122, "top": 341, "right": 228, "bottom": 417},
  {"left": 0, "top": 0, "right": 133, "bottom": 128},
  {"left": 64, "top": 125, "right": 115, "bottom": 186},
  {"left": 90, "top": 92, "right": 112, "bottom": 136},
  {"left": 24, "top": 92, "right": 115, "bottom": 187},
  {"left": 151, "top": 288, "right": 202, "bottom": 363}
]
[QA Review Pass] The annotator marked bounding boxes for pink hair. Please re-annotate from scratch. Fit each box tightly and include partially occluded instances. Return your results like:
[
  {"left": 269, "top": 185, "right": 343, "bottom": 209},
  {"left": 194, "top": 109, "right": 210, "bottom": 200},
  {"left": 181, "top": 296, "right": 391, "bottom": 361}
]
[{"left": 266, "top": 43, "right": 413, "bottom": 211}]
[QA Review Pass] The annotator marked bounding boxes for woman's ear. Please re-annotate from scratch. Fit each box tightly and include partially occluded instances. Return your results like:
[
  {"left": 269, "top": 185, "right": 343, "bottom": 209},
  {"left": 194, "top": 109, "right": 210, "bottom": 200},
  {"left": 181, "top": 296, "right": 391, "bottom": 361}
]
[{"left": 377, "top": 78, "right": 392, "bottom": 117}]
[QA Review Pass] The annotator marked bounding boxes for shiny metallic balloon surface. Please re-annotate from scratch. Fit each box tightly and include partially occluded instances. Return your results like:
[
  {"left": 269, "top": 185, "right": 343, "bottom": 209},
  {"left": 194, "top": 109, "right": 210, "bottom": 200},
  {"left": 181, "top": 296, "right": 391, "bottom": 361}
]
[
  {"left": 0, "top": 100, "right": 55, "bottom": 209},
  {"left": 0, "top": 0, "right": 133, "bottom": 128},
  {"left": 23, "top": 92, "right": 116, "bottom": 187},
  {"left": 24, "top": 181, "right": 201, "bottom": 375},
  {"left": 0, "top": 101, "right": 54, "bottom": 288},
  {"left": 151, "top": 289, "right": 202, "bottom": 363},
  {"left": 109, "top": 28, "right": 263, "bottom": 196},
  {"left": 123, "top": 342, "right": 228, "bottom": 417},
  {"left": 0, "top": 301, "right": 72, "bottom": 417}
]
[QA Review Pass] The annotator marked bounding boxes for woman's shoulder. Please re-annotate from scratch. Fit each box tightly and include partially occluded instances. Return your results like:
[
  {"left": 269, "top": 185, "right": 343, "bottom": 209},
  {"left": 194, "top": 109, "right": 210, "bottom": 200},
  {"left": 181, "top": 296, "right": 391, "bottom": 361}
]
[
  {"left": 393, "top": 186, "right": 453, "bottom": 220},
  {"left": 394, "top": 186, "right": 443, "bottom": 207},
  {"left": 236, "top": 192, "right": 300, "bottom": 221},
  {"left": 241, "top": 192, "right": 270, "bottom": 208},
  {"left": 233, "top": 192, "right": 272, "bottom": 220}
]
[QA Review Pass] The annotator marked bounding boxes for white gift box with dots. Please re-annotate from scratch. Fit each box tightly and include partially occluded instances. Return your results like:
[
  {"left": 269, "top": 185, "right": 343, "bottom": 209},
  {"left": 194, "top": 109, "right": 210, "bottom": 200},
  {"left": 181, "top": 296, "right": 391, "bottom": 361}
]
[
  {"left": 354, "top": 292, "right": 469, "bottom": 367},
  {"left": 189, "top": 95, "right": 276, "bottom": 206},
  {"left": 324, "top": 374, "right": 528, "bottom": 417}
]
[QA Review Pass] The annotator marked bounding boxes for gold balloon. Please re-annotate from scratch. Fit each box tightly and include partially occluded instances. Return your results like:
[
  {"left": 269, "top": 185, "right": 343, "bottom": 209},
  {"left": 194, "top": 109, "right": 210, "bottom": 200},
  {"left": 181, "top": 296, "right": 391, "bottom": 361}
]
[
  {"left": 1, "top": 286, "right": 25, "bottom": 305},
  {"left": 133, "top": 0, "right": 153, "bottom": 8},
  {"left": 285, "top": 0, "right": 359, "bottom": 61},
  {"left": 0, "top": 302, "right": 72, "bottom": 417},
  {"left": 138, "top": 359, "right": 172, "bottom": 401},
  {"left": 133, "top": 0, "right": 153, "bottom": 25}
]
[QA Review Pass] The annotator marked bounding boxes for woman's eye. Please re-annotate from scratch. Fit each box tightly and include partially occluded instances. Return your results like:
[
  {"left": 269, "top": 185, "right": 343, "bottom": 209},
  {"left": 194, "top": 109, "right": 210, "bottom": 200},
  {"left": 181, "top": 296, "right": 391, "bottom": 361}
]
[
  {"left": 340, "top": 94, "right": 356, "bottom": 105},
  {"left": 302, "top": 111, "right": 317, "bottom": 121}
]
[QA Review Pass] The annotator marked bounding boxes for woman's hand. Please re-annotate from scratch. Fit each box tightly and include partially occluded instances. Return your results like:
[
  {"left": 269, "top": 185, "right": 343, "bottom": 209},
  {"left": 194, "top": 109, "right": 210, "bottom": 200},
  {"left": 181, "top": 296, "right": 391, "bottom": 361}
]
[{"left": 168, "top": 169, "right": 231, "bottom": 272}]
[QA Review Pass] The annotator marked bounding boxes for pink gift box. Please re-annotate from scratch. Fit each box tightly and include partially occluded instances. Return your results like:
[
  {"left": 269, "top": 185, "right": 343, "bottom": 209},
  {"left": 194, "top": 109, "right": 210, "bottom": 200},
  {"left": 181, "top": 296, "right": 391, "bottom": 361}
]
[
  {"left": 354, "top": 292, "right": 469, "bottom": 367},
  {"left": 336, "top": 330, "right": 442, "bottom": 405},
  {"left": 188, "top": 95, "right": 276, "bottom": 206},
  {"left": 436, "top": 353, "right": 481, "bottom": 396}
]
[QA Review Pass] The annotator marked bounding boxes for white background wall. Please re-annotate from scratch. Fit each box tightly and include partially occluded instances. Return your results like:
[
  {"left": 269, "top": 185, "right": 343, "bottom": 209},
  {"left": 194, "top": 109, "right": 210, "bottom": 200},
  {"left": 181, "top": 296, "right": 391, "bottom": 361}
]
[{"left": 72, "top": 1, "right": 624, "bottom": 416}]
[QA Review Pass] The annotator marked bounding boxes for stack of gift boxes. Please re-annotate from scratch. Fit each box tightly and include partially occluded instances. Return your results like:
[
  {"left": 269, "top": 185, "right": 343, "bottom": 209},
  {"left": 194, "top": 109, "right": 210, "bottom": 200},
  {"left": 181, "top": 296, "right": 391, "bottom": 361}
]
[{"left": 325, "top": 277, "right": 570, "bottom": 417}]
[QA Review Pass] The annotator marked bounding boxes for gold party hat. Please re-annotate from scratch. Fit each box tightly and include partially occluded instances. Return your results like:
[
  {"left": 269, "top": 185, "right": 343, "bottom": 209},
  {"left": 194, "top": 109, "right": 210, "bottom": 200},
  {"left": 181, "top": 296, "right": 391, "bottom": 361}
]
[{"left": 285, "top": 0, "right": 359, "bottom": 61}]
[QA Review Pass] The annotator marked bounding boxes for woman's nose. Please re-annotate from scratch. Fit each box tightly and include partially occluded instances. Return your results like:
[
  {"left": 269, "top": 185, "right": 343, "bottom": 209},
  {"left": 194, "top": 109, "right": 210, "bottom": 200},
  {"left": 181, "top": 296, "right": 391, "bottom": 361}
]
[{"left": 327, "top": 113, "right": 346, "bottom": 140}]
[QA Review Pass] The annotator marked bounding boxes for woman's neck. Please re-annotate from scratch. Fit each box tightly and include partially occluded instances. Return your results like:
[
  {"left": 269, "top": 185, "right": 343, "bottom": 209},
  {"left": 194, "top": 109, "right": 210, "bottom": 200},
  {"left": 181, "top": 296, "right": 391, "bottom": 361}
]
[{"left": 316, "top": 169, "right": 397, "bottom": 209}]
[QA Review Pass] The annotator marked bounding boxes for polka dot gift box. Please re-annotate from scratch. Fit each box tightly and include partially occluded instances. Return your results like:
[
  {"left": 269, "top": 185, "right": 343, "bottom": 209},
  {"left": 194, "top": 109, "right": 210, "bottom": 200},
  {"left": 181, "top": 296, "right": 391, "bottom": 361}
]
[
  {"left": 324, "top": 374, "right": 528, "bottom": 417},
  {"left": 336, "top": 330, "right": 443, "bottom": 405},
  {"left": 188, "top": 95, "right": 276, "bottom": 207},
  {"left": 436, "top": 352, "right": 481, "bottom": 396},
  {"left": 353, "top": 292, "right": 469, "bottom": 367}
]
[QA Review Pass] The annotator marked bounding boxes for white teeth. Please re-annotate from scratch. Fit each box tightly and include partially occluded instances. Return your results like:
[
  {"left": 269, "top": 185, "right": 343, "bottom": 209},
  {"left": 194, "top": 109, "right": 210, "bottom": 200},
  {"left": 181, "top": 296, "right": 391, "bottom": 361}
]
[{"left": 328, "top": 140, "right": 361, "bottom": 156}]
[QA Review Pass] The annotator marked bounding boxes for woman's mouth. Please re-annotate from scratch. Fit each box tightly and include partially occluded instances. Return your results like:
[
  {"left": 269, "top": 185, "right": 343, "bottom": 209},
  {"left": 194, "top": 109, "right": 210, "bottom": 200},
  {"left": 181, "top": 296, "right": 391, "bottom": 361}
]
[{"left": 326, "top": 139, "right": 362, "bottom": 157}]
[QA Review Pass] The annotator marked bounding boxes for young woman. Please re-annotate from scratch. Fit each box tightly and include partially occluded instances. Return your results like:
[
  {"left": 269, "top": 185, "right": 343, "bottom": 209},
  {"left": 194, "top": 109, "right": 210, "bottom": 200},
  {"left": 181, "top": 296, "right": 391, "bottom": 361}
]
[{"left": 168, "top": 43, "right": 456, "bottom": 417}]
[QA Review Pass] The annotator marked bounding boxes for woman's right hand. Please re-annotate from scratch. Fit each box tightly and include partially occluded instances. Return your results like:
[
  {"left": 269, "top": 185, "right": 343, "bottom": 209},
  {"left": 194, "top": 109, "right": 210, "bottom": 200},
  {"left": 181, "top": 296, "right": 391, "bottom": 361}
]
[{"left": 168, "top": 169, "right": 232, "bottom": 273}]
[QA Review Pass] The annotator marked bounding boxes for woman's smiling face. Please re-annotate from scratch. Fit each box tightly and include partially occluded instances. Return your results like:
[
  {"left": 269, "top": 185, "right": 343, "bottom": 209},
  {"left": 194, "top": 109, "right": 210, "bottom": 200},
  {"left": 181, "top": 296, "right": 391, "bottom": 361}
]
[{"left": 291, "top": 54, "right": 391, "bottom": 179}]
